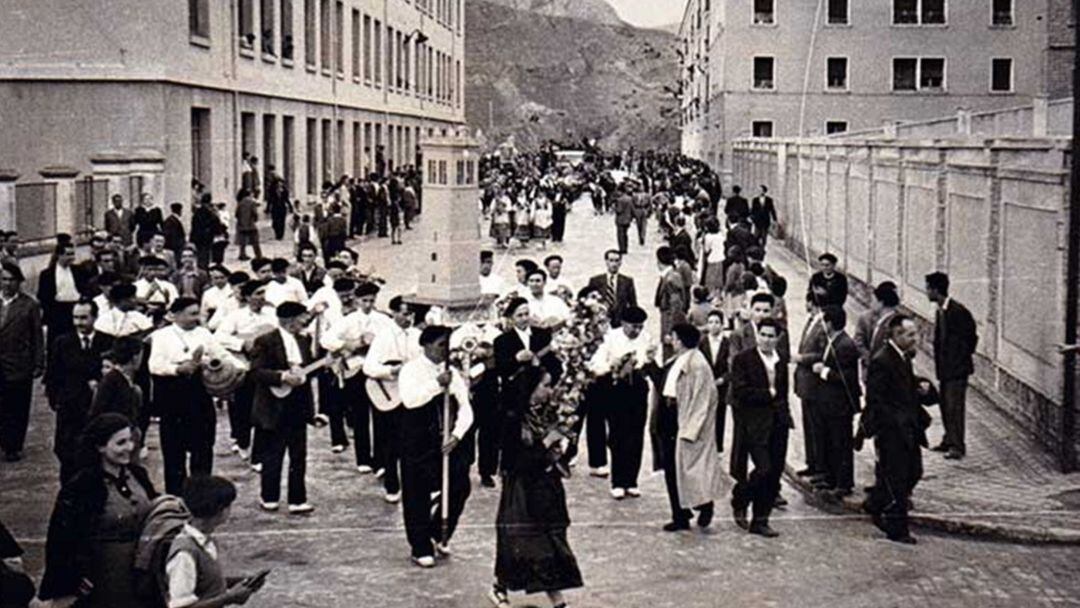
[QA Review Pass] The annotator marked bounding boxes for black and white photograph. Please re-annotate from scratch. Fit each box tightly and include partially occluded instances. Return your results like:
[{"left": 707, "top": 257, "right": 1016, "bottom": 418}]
[{"left": 1, "top": 0, "right": 1080, "bottom": 606}]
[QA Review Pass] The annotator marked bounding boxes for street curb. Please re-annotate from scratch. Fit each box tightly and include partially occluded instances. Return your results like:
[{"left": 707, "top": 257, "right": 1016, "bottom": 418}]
[{"left": 783, "top": 465, "right": 1080, "bottom": 545}]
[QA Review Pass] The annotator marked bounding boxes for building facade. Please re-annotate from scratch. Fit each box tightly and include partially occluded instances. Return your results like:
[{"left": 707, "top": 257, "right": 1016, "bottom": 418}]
[
  {"left": 679, "top": 0, "right": 1069, "bottom": 179},
  {"left": 0, "top": 0, "right": 466, "bottom": 238}
]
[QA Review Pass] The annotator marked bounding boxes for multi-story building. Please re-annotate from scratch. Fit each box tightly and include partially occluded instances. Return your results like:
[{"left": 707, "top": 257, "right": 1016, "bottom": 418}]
[
  {"left": 0, "top": 0, "right": 465, "bottom": 235},
  {"left": 679, "top": 0, "right": 1069, "bottom": 179}
]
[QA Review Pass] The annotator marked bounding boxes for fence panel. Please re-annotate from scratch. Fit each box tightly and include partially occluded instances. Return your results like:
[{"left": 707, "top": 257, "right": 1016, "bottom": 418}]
[{"left": 14, "top": 182, "right": 57, "bottom": 242}]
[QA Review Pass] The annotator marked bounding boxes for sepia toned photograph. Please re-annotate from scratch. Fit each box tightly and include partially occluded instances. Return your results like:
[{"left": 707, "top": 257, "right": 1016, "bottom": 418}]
[{"left": 0, "top": 1, "right": 1078, "bottom": 606}]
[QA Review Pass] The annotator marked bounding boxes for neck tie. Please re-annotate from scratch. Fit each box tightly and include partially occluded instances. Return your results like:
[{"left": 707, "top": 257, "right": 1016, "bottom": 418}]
[{"left": 82, "top": 335, "right": 90, "bottom": 351}]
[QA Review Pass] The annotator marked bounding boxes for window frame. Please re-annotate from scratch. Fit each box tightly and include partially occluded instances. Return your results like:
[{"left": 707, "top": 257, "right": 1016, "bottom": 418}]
[
  {"left": 826, "top": 0, "right": 850, "bottom": 25},
  {"left": 752, "top": 55, "right": 776, "bottom": 91},
  {"left": 919, "top": 56, "right": 946, "bottom": 91},
  {"left": 892, "top": 0, "right": 947, "bottom": 26},
  {"left": 189, "top": 0, "right": 211, "bottom": 43},
  {"left": 825, "top": 120, "right": 849, "bottom": 135},
  {"left": 989, "top": 57, "right": 1014, "bottom": 93},
  {"left": 990, "top": 0, "right": 1014, "bottom": 26},
  {"left": 751, "top": 0, "right": 777, "bottom": 26},
  {"left": 751, "top": 120, "right": 774, "bottom": 138},
  {"left": 825, "top": 56, "right": 849, "bottom": 92},
  {"left": 891, "top": 56, "right": 947, "bottom": 92}
]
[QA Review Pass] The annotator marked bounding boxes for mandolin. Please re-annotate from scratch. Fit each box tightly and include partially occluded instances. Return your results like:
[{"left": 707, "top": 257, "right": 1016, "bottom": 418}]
[{"left": 269, "top": 354, "right": 338, "bottom": 399}]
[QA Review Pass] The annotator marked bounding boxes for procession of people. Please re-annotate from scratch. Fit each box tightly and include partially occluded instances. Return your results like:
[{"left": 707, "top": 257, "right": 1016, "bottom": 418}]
[{"left": 0, "top": 142, "right": 980, "bottom": 607}]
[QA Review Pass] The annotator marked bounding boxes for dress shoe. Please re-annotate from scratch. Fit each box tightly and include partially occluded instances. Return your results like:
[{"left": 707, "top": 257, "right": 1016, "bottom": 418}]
[
  {"left": 331, "top": 444, "right": 346, "bottom": 453},
  {"left": 250, "top": 463, "right": 263, "bottom": 473},
  {"left": 374, "top": 468, "right": 386, "bottom": 479},
  {"left": 662, "top": 521, "right": 691, "bottom": 532},
  {"left": 288, "top": 503, "right": 315, "bottom": 515},
  {"left": 610, "top": 487, "right": 626, "bottom": 500},
  {"left": 259, "top": 501, "right": 279, "bottom": 512},
  {"left": 889, "top": 535, "right": 918, "bottom": 545},
  {"left": 732, "top": 506, "right": 750, "bottom": 530},
  {"left": 697, "top": 507, "right": 715, "bottom": 528},
  {"left": 357, "top": 465, "right": 374, "bottom": 474},
  {"left": 944, "top": 450, "right": 964, "bottom": 460},
  {"left": 929, "top": 443, "right": 949, "bottom": 453},
  {"left": 412, "top": 555, "right": 436, "bottom": 568},
  {"left": 481, "top": 475, "right": 496, "bottom": 488},
  {"left": 749, "top": 523, "right": 779, "bottom": 538},
  {"left": 589, "top": 465, "right": 610, "bottom": 478},
  {"left": 626, "top": 487, "right": 641, "bottom": 497},
  {"left": 385, "top": 491, "right": 402, "bottom": 504},
  {"left": 312, "top": 414, "right": 330, "bottom": 427}
]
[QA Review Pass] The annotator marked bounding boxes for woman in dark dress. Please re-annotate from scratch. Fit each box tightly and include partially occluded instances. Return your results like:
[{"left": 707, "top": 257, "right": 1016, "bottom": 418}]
[
  {"left": 132, "top": 196, "right": 164, "bottom": 247},
  {"left": 38, "top": 413, "right": 158, "bottom": 608},
  {"left": 490, "top": 300, "right": 582, "bottom": 608}
]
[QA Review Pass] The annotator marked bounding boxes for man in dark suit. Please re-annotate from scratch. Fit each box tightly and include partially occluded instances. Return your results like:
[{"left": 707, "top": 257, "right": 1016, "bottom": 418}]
[
  {"left": 586, "top": 249, "right": 638, "bottom": 329},
  {"left": 724, "top": 185, "right": 749, "bottom": 227},
  {"left": 699, "top": 310, "right": 729, "bottom": 452},
  {"left": 170, "top": 246, "right": 210, "bottom": 300},
  {"left": 655, "top": 246, "right": 687, "bottom": 359},
  {"left": 235, "top": 189, "right": 262, "bottom": 261},
  {"left": 37, "top": 242, "right": 88, "bottom": 340},
  {"left": 811, "top": 306, "right": 861, "bottom": 499},
  {"left": 750, "top": 185, "right": 777, "bottom": 247},
  {"left": 668, "top": 217, "right": 695, "bottom": 266},
  {"left": 861, "top": 314, "right": 934, "bottom": 544},
  {"left": 190, "top": 193, "right": 218, "bottom": 269},
  {"left": 631, "top": 185, "right": 652, "bottom": 246},
  {"left": 104, "top": 195, "right": 134, "bottom": 246},
  {"left": 45, "top": 300, "right": 113, "bottom": 483},
  {"left": 291, "top": 243, "right": 327, "bottom": 296},
  {"left": 792, "top": 294, "right": 827, "bottom": 482},
  {"left": 729, "top": 318, "right": 791, "bottom": 537},
  {"left": 250, "top": 301, "right": 316, "bottom": 513},
  {"left": 853, "top": 281, "right": 900, "bottom": 375},
  {"left": 88, "top": 336, "right": 144, "bottom": 426},
  {"left": 162, "top": 202, "right": 187, "bottom": 262},
  {"left": 0, "top": 263, "right": 44, "bottom": 462},
  {"left": 613, "top": 184, "right": 634, "bottom": 254},
  {"left": 925, "top": 272, "right": 978, "bottom": 460}
]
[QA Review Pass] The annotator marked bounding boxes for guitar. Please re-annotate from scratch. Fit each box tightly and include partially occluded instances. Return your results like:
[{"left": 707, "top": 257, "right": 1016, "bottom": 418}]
[
  {"left": 270, "top": 354, "right": 338, "bottom": 399},
  {"left": 366, "top": 359, "right": 403, "bottom": 412}
]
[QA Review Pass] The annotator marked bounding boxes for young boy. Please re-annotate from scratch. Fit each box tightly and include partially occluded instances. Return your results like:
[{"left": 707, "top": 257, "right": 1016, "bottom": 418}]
[{"left": 166, "top": 476, "right": 268, "bottom": 608}]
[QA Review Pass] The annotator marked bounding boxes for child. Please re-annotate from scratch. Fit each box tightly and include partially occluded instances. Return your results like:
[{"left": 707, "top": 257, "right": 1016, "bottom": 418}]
[
  {"left": 513, "top": 193, "right": 532, "bottom": 249},
  {"left": 491, "top": 195, "right": 511, "bottom": 249},
  {"left": 687, "top": 285, "right": 714, "bottom": 329},
  {"left": 531, "top": 195, "right": 553, "bottom": 249},
  {"left": 166, "top": 476, "right": 268, "bottom": 608}
]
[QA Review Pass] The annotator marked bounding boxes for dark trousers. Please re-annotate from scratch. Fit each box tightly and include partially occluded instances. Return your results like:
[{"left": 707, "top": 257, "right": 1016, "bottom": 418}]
[
  {"left": 659, "top": 402, "right": 713, "bottom": 524},
  {"left": 320, "top": 373, "right": 349, "bottom": 449},
  {"left": 346, "top": 375, "right": 375, "bottom": 467},
  {"left": 714, "top": 399, "right": 727, "bottom": 454},
  {"left": 260, "top": 422, "right": 308, "bottom": 504},
  {"left": 865, "top": 431, "right": 922, "bottom": 540},
  {"left": 0, "top": 378, "right": 33, "bottom": 456},
  {"left": 634, "top": 216, "right": 648, "bottom": 245},
  {"left": 399, "top": 403, "right": 472, "bottom": 558},
  {"left": 374, "top": 407, "right": 402, "bottom": 494},
  {"left": 53, "top": 403, "right": 88, "bottom": 484},
  {"left": 607, "top": 380, "right": 648, "bottom": 490},
  {"left": 156, "top": 377, "right": 215, "bottom": 495},
  {"left": 473, "top": 380, "right": 501, "bottom": 478},
  {"left": 753, "top": 222, "right": 769, "bottom": 247},
  {"left": 615, "top": 223, "right": 630, "bottom": 254},
  {"left": 584, "top": 386, "right": 609, "bottom": 468},
  {"left": 820, "top": 412, "right": 854, "bottom": 490},
  {"left": 195, "top": 243, "right": 212, "bottom": 269},
  {"left": 211, "top": 241, "right": 227, "bottom": 264},
  {"left": 271, "top": 211, "right": 287, "bottom": 240},
  {"left": 939, "top": 378, "right": 968, "bottom": 454},
  {"left": 552, "top": 206, "right": 566, "bottom": 242},
  {"left": 800, "top": 397, "right": 825, "bottom": 473},
  {"left": 731, "top": 411, "right": 787, "bottom": 527},
  {"left": 229, "top": 380, "right": 255, "bottom": 451}
]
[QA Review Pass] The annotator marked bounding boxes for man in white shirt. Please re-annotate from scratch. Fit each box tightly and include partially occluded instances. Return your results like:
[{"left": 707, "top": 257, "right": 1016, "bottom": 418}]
[
  {"left": 199, "top": 265, "right": 231, "bottom": 325},
  {"left": 588, "top": 306, "right": 658, "bottom": 498},
  {"left": 478, "top": 250, "right": 507, "bottom": 298},
  {"left": 149, "top": 297, "right": 231, "bottom": 494},
  {"left": 396, "top": 325, "right": 474, "bottom": 568},
  {"left": 523, "top": 269, "right": 570, "bottom": 329},
  {"left": 543, "top": 254, "right": 574, "bottom": 300},
  {"left": 305, "top": 260, "right": 350, "bottom": 322},
  {"left": 265, "top": 258, "right": 307, "bottom": 306},
  {"left": 135, "top": 256, "right": 180, "bottom": 313},
  {"left": 94, "top": 282, "right": 154, "bottom": 339},
  {"left": 206, "top": 271, "right": 250, "bottom": 331},
  {"left": 363, "top": 295, "right": 422, "bottom": 502}
]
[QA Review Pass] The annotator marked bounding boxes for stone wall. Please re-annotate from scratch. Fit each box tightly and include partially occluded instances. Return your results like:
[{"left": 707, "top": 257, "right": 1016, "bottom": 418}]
[{"left": 732, "top": 136, "right": 1076, "bottom": 456}]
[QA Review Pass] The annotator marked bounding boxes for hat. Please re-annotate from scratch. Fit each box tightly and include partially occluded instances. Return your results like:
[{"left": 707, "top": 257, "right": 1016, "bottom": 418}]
[
  {"left": 240, "top": 279, "right": 268, "bottom": 298},
  {"left": 277, "top": 301, "right": 306, "bottom": 319},
  {"left": 139, "top": 255, "right": 167, "bottom": 267},
  {"left": 356, "top": 282, "right": 380, "bottom": 297},
  {"left": 503, "top": 297, "right": 529, "bottom": 318},
  {"left": 270, "top": 258, "right": 290, "bottom": 273},
  {"left": 326, "top": 260, "right": 348, "bottom": 271},
  {"left": 109, "top": 282, "right": 137, "bottom": 300},
  {"left": 169, "top": 297, "right": 200, "bottom": 314},
  {"left": 333, "top": 278, "right": 357, "bottom": 292},
  {"left": 419, "top": 325, "right": 451, "bottom": 346},
  {"left": 228, "top": 271, "right": 251, "bottom": 285},
  {"left": 621, "top": 306, "right": 648, "bottom": 324}
]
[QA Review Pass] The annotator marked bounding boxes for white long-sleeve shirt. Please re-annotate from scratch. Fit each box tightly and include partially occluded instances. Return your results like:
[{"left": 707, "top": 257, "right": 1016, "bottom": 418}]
[
  {"left": 588, "top": 328, "right": 658, "bottom": 376},
  {"left": 200, "top": 285, "right": 232, "bottom": 325},
  {"left": 362, "top": 324, "right": 422, "bottom": 380},
  {"left": 525, "top": 293, "right": 571, "bottom": 327},
  {"left": 94, "top": 307, "right": 153, "bottom": 337},
  {"left": 134, "top": 278, "right": 179, "bottom": 306},
  {"left": 213, "top": 306, "right": 278, "bottom": 353},
  {"left": 398, "top": 355, "right": 474, "bottom": 441},
  {"left": 265, "top": 276, "right": 308, "bottom": 306},
  {"left": 320, "top": 308, "right": 393, "bottom": 353},
  {"left": 148, "top": 324, "right": 232, "bottom": 377}
]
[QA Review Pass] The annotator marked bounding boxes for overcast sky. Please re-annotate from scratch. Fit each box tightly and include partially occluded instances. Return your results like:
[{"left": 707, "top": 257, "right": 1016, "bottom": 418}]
[{"left": 606, "top": 0, "right": 685, "bottom": 28}]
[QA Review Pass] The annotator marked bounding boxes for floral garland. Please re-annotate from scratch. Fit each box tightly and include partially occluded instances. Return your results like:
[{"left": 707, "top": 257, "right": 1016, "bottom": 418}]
[{"left": 522, "top": 294, "right": 610, "bottom": 475}]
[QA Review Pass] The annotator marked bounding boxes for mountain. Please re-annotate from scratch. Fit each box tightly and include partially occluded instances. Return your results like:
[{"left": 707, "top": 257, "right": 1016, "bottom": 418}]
[
  {"left": 477, "top": 0, "right": 624, "bottom": 26},
  {"left": 465, "top": 0, "right": 680, "bottom": 152}
]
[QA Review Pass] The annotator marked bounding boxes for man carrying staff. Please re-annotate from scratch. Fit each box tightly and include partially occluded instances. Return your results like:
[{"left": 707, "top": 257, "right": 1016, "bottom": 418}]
[{"left": 396, "top": 325, "right": 474, "bottom": 568}]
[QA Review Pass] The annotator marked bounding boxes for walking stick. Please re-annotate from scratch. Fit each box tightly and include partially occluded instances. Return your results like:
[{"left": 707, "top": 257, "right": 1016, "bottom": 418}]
[{"left": 441, "top": 363, "right": 452, "bottom": 546}]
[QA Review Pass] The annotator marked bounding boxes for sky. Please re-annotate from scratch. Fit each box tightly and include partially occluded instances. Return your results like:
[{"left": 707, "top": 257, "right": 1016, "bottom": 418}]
[{"left": 605, "top": 0, "right": 685, "bottom": 28}]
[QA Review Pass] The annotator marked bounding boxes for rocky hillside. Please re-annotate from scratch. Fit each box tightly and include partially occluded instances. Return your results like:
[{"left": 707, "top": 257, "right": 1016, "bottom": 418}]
[{"left": 465, "top": 0, "right": 680, "bottom": 152}]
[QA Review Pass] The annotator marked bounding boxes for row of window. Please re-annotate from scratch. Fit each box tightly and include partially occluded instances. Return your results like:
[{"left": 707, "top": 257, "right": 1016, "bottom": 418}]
[
  {"left": 190, "top": 0, "right": 463, "bottom": 108},
  {"left": 747, "top": 120, "right": 847, "bottom": 138},
  {"left": 750, "top": 56, "right": 1014, "bottom": 93},
  {"left": 749, "top": 0, "right": 1014, "bottom": 27},
  {"left": 190, "top": 107, "right": 450, "bottom": 198}
]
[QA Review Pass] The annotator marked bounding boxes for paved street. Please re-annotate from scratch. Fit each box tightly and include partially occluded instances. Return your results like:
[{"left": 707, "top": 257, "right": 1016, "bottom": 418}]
[{"left": 2, "top": 210, "right": 1080, "bottom": 607}]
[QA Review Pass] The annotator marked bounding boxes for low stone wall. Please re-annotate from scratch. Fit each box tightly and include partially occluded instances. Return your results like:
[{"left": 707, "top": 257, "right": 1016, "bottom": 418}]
[{"left": 732, "top": 136, "right": 1076, "bottom": 458}]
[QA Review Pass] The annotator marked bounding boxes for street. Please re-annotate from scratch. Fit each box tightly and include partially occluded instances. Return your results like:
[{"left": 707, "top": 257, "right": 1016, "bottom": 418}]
[{"left": 2, "top": 209, "right": 1079, "bottom": 608}]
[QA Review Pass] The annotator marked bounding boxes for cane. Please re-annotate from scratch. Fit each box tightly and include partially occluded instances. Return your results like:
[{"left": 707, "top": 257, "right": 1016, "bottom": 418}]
[{"left": 440, "top": 364, "right": 452, "bottom": 546}]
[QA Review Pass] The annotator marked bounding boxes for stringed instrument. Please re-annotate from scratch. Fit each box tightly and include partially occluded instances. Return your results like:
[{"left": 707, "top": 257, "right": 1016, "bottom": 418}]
[
  {"left": 366, "top": 359, "right": 403, "bottom": 412},
  {"left": 270, "top": 354, "right": 338, "bottom": 398}
]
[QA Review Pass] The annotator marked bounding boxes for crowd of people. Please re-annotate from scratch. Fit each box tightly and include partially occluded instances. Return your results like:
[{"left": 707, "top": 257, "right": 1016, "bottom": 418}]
[{"left": 0, "top": 143, "right": 980, "bottom": 607}]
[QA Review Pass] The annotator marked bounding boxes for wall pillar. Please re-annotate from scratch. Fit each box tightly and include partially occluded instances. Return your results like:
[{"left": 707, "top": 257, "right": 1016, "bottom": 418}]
[
  {"left": 1032, "top": 96, "right": 1049, "bottom": 137},
  {"left": 39, "top": 166, "right": 81, "bottom": 236},
  {"left": 0, "top": 170, "right": 18, "bottom": 232},
  {"left": 89, "top": 153, "right": 133, "bottom": 206}
]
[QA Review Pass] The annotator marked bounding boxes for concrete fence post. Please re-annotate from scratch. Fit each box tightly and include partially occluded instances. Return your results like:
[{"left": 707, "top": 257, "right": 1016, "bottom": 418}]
[
  {"left": 39, "top": 166, "right": 81, "bottom": 236},
  {"left": 0, "top": 170, "right": 19, "bottom": 232}
]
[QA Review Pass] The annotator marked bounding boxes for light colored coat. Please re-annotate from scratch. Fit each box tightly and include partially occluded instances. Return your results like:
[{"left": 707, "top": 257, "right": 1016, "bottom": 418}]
[{"left": 673, "top": 349, "right": 725, "bottom": 509}]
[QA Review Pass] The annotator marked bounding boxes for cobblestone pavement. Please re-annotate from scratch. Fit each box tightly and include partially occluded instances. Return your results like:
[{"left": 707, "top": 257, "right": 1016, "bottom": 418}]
[{"left": 2, "top": 211, "right": 1080, "bottom": 607}]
